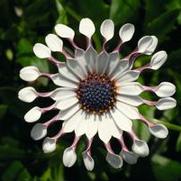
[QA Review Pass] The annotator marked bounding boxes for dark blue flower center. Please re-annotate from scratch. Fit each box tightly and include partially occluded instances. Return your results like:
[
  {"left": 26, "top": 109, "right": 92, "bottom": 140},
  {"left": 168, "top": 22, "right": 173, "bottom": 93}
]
[{"left": 77, "top": 74, "right": 117, "bottom": 114}]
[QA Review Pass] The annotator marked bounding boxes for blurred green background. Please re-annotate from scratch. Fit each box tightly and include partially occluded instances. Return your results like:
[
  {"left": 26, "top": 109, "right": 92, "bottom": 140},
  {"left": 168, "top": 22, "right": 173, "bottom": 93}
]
[{"left": 0, "top": 0, "right": 181, "bottom": 180}]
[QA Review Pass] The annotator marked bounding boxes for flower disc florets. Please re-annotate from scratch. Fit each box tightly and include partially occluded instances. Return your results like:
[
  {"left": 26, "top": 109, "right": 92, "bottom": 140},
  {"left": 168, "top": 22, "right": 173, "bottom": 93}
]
[{"left": 77, "top": 73, "right": 117, "bottom": 114}]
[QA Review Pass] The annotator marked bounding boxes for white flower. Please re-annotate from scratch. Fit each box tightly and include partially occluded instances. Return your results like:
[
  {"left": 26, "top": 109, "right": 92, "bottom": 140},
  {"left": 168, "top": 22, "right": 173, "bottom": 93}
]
[{"left": 18, "top": 18, "right": 176, "bottom": 170}]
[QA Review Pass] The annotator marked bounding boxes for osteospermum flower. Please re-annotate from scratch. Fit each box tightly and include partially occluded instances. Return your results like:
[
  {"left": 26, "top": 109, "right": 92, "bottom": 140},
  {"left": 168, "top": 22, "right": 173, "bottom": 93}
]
[{"left": 18, "top": 18, "right": 176, "bottom": 170}]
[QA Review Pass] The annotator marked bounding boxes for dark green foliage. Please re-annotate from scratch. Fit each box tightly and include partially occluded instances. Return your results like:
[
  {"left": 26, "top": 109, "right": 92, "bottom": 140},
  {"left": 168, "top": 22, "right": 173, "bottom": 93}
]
[{"left": 0, "top": 0, "right": 181, "bottom": 180}]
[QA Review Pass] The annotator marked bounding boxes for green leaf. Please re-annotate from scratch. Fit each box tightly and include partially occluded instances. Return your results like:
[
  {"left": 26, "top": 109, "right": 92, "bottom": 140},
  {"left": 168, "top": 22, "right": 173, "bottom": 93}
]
[
  {"left": 0, "top": 104, "right": 8, "bottom": 119},
  {"left": 55, "top": 0, "right": 68, "bottom": 24},
  {"left": 41, "top": 168, "right": 52, "bottom": 181},
  {"left": 62, "top": 0, "right": 109, "bottom": 26},
  {"left": 144, "top": 0, "right": 166, "bottom": 22},
  {"left": 152, "top": 155, "right": 181, "bottom": 181},
  {"left": 40, "top": 156, "right": 64, "bottom": 181},
  {"left": 17, "top": 39, "right": 33, "bottom": 56},
  {"left": 165, "top": 0, "right": 181, "bottom": 24},
  {"left": 0, "top": 143, "right": 26, "bottom": 161},
  {"left": 0, "top": 87, "right": 26, "bottom": 118},
  {"left": 167, "top": 49, "right": 181, "bottom": 70},
  {"left": 24, "top": 0, "right": 57, "bottom": 30},
  {"left": 110, "top": 0, "right": 140, "bottom": 25},
  {"left": 133, "top": 121, "right": 150, "bottom": 141},
  {"left": 163, "top": 109, "right": 177, "bottom": 122},
  {"left": 2, "top": 161, "right": 31, "bottom": 181},
  {"left": 145, "top": 9, "right": 180, "bottom": 40},
  {"left": 165, "top": 0, "right": 181, "bottom": 10},
  {"left": 176, "top": 133, "right": 181, "bottom": 152}
]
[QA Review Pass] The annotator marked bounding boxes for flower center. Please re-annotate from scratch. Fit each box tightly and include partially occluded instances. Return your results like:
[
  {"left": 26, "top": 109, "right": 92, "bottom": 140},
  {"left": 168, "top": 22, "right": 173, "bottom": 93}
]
[{"left": 76, "top": 73, "right": 117, "bottom": 114}]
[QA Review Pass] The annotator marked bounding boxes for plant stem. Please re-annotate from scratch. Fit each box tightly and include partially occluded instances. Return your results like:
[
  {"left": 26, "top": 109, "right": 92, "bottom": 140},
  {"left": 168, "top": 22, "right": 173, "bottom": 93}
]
[
  {"left": 153, "top": 119, "right": 181, "bottom": 132},
  {"left": 93, "top": 33, "right": 102, "bottom": 51},
  {"left": 65, "top": 6, "right": 81, "bottom": 21}
]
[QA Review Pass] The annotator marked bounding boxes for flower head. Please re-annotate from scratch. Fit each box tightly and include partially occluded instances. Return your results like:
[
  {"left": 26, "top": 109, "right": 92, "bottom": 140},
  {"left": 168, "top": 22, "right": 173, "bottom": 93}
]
[{"left": 18, "top": 18, "right": 176, "bottom": 170}]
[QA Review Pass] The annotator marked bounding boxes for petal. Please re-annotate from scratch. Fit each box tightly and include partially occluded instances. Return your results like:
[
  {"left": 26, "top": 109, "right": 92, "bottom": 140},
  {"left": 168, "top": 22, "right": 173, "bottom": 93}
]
[
  {"left": 96, "top": 51, "right": 109, "bottom": 74},
  {"left": 20, "top": 66, "right": 40, "bottom": 82},
  {"left": 30, "top": 123, "right": 47, "bottom": 140},
  {"left": 63, "top": 110, "right": 83, "bottom": 133},
  {"left": 107, "top": 52, "right": 120, "bottom": 76},
  {"left": 63, "top": 147, "right": 77, "bottom": 167},
  {"left": 75, "top": 48, "right": 85, "bottom": 58},
  {"left": 45, "top": 34, "right": 63, "bottom": 52},
  {"left": 132, "top": 140, "right": 149, "bottom": 157},
  {"left": 111, "top": 109, "right": 132, "bottom": 132},
  {"left": 155, "top": 82, "right": 176, "bottom": 97},
  {"left": 82, "top": 151, "right": 94, "bottom": 171},
  {"left": 51, "top": 74, "right": 78, "bottom": 88},
  {"left": 79, "top": 18, "right": 95, "bottom": 39},
  {"left": 120, "top": 150, "right": 138, "bottom": 164},
  {"left": 56, "top": 96, "right": 78, "bottom": 111},
  {"left": 106, "top": 152, "right": 123, "bottom": 169},
  {"left": 42, "top": 137, "right": 56, "bottom": 153},
  {"left": 58, "top": 65, "right": 79, "bottom": 83},
  {"left": 117, "top": 95, "right": 143, "bottom": 106},
  {"left": 145, "top": 36, "right": 158, "bottom": 55},
  {"left": 116, "top": 101, "right": 140, "bottom": 119},
  {"left": 150, "top": 51, "right": 167, "bottom": 70},
  {"left": 66, "top": 58, "right": 88, "bottom": 79},
  {"left": 75, "top": 111, "right": 88, "bottom": 136},
  {"left": 76, "top": 53, "right": 89, "bottom": 74},
  {"left": 18, "top": 87, "right": 37, "bottom": 103},
  {"left": 98, "top": 114, "right": 121, "bottom": 143},
  {"left": 85, "top": 115, "right": 98, "bottom": 139},
  {"left": 117, "top": 82, "right": 143, "bottom": 96},
  {"left": 137, "top": 36, "right": 153, "bottom": 54},
  {"left": 108, "top": 116, "right": 122, "bottom": 139},
  {"left": 24, "top": 106, "right": 42, "bottom": 123},
  {"left": 156, "top": 97, "right": 176, "bottom": 110},
  {"left": 84, "top": 46, "right": 97, "bottom": 73},
  {"left": 110, "top": 61, "right": 130, "bottom": 80},
  {"left": 55, "top": 24, "right": 75, "bottom": 40},
  {"left": 119, "top": 23, "right": 135, "bottom": 43},
  {"left": 100, "top": 19, "right": 114, "bottom": 41},
  {"left": 98, "top": 115, "right": 112, "bottom": 143},
  {"left": 60, "top": 104, "right": 80, "bottom": 121},
  {"left": 116, "top": 70, "right": 140, "bottom": 83},
  {"left": 149, "top": 124, "right": 168, "bottom": 139},
  {"left": 50, "top": 88, "right": 76, "bottom": 101},
  {"left": 33, "top": 43, "right": 51, "bottom": 58}
]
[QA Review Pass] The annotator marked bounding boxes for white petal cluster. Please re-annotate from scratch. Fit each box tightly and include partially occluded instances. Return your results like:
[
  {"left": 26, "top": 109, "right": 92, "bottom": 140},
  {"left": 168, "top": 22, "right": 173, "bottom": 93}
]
[
  {"left": 18, "top": 87, "right": 37, "bottom": 103},
  {"left": 45, "top": 34, "right": 63, "bottom": 52},
  {"left": 55, "top": 24, "right": 75, "bottom": 40},
  {"left": 100, "top": 19, "right": 114, "bottom": 41},
  {"left": 119, "top": 23, "right": 135, "bottom": 43},
  {"left": 20, "top": 66, "right": 40, "bottom": 81},
  {"left": 31, "top": 123, "right": 47, "bottom": 140},
  {"left": 138, "top": 36, "right": 158, "bottom": 55},
  {"left": 63, "top": 147, "right": 77, "bottom": 167},
  {"left": 33, "top": 43, "right": 51, "bottom": 58},
  {"left": 79, "top": 18, "right": 95, "bottom": 39},
  {"left": 42, "top": 137, "right": 56, "bottom": 153}
]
